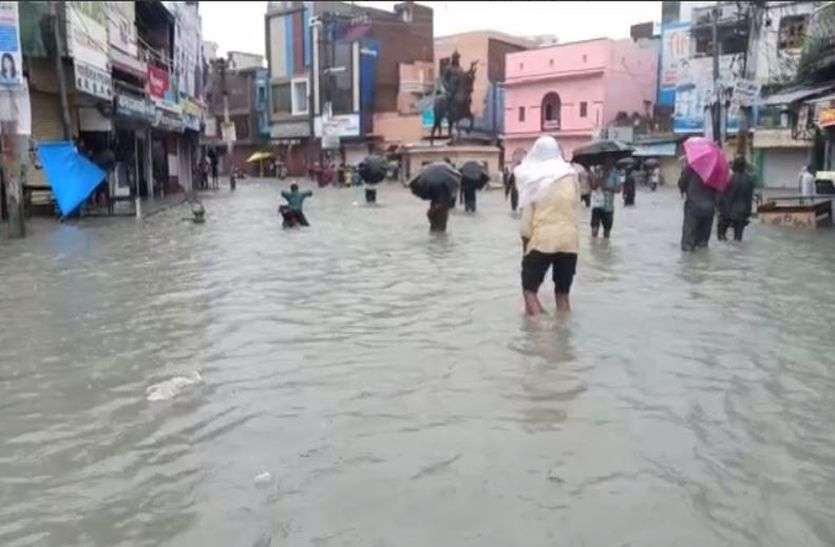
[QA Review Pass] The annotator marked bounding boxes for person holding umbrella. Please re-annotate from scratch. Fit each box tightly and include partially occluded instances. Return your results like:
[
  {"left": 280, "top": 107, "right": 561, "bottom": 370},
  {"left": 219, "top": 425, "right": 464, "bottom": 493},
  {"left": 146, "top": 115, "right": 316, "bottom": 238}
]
[
  {"left": 589, "top": 158, "right": 622, "bottom": 238},
  {"left": 678, "top": 137, "right": 730, "bottom": 251},
  {"left": 409, "top": 162, "right": 461, "bottom": 232},
  {"left": 516, "top": 136, "right": 580, "bottom": 315},
  {"left": 460, "top": 161, "right": 490, "bottom": 213},
  {"left": 358, "top": 154, "right": 387, "bottom": 204}
]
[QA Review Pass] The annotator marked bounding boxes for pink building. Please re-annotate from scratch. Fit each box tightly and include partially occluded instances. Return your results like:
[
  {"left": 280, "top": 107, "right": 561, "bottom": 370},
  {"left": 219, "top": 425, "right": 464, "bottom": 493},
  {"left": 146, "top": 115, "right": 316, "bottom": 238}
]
[{"left": 503, "top": 38, "right": 658, "bottom": 163}]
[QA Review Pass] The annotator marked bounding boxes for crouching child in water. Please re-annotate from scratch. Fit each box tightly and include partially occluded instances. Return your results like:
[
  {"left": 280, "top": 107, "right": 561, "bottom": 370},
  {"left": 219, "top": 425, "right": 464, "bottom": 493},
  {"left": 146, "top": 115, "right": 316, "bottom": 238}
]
[{"left": 279, "top": 183, "right": 312, "bottom": 228}]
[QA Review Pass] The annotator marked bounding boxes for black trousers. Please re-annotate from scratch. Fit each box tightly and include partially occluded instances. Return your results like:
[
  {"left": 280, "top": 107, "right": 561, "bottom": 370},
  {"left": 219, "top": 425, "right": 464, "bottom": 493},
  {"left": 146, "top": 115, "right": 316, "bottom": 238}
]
[
  {"left": 682, "top": 203, "right": 714, "bottom": 251},
  {"left": 463, "top": 189, "right": 477, "bottom": 212},
  {"left": 717, "top": 217, "right": 748, "bottom": 241},
  {"left": 427, "top": 203, "right": 449, "bottom": 232},
  {"left": 591, "top": 207, "right": 614, "bottom": 237},
  {"left": 365, "top": 188, "right": 377, "bottom": 204}
]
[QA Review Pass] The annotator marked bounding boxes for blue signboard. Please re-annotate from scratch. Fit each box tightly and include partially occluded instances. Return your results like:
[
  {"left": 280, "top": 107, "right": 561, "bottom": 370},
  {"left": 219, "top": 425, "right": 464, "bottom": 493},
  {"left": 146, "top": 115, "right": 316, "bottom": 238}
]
[{"left": 359, "top": 39, "right": 379, "bottom": 135}]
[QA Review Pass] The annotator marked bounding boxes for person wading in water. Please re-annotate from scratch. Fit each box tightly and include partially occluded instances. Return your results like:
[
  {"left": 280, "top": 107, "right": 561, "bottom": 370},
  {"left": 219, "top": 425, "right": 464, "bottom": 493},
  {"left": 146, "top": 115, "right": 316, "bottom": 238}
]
[{"left": 516, "top": 136, "right": 580, "bottom": 316}]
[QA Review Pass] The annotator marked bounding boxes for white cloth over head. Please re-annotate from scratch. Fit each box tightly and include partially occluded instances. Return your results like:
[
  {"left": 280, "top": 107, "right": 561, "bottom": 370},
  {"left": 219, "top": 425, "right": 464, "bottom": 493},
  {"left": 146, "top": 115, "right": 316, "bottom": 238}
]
[{"left": 514, "top": 136, "right": 576, "bottom": 210}]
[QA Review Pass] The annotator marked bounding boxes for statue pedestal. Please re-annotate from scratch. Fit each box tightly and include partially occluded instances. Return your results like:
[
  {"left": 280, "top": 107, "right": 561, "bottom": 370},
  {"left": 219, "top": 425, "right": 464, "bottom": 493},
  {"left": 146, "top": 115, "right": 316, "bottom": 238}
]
[{"left": 402, "top": 141, "right": 502, "bottom": 186}]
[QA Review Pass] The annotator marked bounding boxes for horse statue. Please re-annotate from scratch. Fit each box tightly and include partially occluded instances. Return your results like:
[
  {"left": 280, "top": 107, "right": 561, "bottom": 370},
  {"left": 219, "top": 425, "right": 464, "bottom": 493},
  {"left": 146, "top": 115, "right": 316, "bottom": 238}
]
[{"left": 431, "top": 60, "right": 477, "bottom": 143}]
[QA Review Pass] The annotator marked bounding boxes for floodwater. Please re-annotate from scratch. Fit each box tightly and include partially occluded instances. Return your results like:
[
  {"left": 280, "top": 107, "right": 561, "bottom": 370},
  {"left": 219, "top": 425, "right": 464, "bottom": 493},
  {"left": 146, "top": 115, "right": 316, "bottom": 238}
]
[{"left": 2, "top": 180, "right": 835, "bottom": 547}]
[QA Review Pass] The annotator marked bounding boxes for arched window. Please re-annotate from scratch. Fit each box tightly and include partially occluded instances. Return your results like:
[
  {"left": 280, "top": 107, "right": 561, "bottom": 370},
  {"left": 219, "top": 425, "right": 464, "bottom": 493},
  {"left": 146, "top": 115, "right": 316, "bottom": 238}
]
[{"left": 541, "top": 92, "right": 561, "bottom": 130}]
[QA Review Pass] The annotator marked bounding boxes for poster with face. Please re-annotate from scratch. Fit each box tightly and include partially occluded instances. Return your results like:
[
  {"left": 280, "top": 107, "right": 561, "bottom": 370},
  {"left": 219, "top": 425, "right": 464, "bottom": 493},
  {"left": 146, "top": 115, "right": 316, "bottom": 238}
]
[{"left": 0, "top": 1, "right": 22, "bottom": 88}]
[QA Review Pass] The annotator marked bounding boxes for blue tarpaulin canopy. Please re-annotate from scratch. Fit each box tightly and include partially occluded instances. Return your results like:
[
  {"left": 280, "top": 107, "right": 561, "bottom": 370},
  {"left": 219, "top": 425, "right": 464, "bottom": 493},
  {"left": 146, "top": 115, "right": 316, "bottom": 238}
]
[{"left": 37, "top": 141, "right": 106, "bottom": 218}]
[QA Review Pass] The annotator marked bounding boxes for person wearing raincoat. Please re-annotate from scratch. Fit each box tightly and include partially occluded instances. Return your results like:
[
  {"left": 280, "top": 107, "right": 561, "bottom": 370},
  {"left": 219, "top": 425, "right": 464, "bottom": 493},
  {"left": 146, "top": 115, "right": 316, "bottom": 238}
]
[
  {"left": 678, "top": 164, "right": 718, "bottom": 251},
  {"left": 717, "top": 157, "right": 755, "bottom": 241},
  {"left": 516, "top": 136, "right": 580, "bottom": 316}
]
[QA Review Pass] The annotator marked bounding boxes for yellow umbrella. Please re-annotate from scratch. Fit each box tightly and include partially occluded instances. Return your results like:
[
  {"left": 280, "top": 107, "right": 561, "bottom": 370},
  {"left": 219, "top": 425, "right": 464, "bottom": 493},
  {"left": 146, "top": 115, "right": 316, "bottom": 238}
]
[{"left": 245, "top": 151, "right": 273, "bottom": 163}]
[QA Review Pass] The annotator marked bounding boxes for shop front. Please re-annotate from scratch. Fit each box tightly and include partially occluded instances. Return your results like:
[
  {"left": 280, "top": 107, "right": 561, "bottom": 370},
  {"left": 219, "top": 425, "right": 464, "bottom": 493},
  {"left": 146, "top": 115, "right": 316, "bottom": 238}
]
[
  {"left": 113, "top": 93, "right": 154, "bottom": 199},
  {"left": 151, "top": 104, "right": 185, "bottom": 196}
]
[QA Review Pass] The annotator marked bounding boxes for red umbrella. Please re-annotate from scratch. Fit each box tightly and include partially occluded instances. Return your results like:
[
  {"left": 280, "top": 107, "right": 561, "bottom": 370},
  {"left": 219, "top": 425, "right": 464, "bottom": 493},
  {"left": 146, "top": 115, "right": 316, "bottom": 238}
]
[{"left": 683, "top": 137, "right": 730, "bottom": 192}]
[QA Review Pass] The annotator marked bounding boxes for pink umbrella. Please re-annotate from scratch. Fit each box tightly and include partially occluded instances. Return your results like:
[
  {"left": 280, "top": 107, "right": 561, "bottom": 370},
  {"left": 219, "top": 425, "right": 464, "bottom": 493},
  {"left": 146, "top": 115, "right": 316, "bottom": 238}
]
[{"left": 683, "top": 137, "right": 730, "bottom": 192}]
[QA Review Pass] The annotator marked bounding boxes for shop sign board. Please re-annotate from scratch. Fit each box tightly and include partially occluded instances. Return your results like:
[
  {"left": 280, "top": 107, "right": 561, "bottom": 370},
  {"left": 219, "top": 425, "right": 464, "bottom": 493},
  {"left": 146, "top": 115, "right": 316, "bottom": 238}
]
[{"left": 66, "top": 2, "right": 113, "bottom": 100}]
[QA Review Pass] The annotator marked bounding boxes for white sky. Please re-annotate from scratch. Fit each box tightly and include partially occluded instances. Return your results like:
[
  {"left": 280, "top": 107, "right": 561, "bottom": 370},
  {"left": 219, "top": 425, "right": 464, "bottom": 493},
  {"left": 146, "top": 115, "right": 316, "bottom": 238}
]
[{"left": 200, "top": 1, "right": 662, "bottom": 57}]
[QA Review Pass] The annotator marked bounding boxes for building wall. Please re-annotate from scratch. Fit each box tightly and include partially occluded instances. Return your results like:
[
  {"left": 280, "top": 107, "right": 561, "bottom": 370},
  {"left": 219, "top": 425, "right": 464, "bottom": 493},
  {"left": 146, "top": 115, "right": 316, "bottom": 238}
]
[
  {"left": 373, "top": 112, "right": 424, "bottom": 145},
  {"left": 369, "top": 4, "right": 433, "bottom": 113},
  {"left": 752, "top": 1, "right": 816, "bottom": 87},
  {"left": 602, "top": 39, "right": 658, "bottom": 122},
  {"left": 503, "top": 39, "right": 656, "bottom": 161}
]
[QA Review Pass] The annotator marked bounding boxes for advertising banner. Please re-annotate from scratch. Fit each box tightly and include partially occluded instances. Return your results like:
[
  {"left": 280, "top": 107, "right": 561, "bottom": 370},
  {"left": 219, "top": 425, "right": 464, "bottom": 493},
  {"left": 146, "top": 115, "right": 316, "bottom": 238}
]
[
  {"left": 66, "top": 2, "right": 112, "bottom": 100},
  {"left": 172, "top": 2, "right": 200, "bottom": 99},
  {"left": 673, "top": 56, "right": 741, "bottom": 135},
  {"left": 359, "top": 39, "right": 379, "bottom": 135},
  {"left": 0, "top": 1, "right": 22, "bottom": 88},
  {"left": 148, "top": 65, "right": 170, "bottom": 100},
  {"left": 106, "top": 1, "right": 137, "bottom": 57},
  {"left": 659, "top": 21, "right": 690, "bottom": 107}
]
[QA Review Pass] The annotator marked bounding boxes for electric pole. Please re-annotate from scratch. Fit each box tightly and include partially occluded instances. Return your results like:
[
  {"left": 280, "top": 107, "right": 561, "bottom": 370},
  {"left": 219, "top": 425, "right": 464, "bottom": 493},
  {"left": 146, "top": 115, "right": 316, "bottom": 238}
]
[
  {"left": 51, "top": 1, "right": 71, "bottom": 140},
  {"left": 1, "top": 121, "right": 26, "bottom": 238}
]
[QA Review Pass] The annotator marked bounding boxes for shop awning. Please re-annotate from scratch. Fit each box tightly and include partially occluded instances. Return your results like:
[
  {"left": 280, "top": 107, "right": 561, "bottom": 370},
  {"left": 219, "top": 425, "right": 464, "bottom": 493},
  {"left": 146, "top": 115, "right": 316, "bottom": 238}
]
[
  {"left": 37, "top": 141, "right": 106, "bottom": 218},
  {"left": 762, "top": 83, "right": 835, "bottom": 106},
  {"left": 245, "top": 151, "right": 273, "bottom": 163},
  {"left": 631, "top": 142, "right": 677, "bottom": 157}
]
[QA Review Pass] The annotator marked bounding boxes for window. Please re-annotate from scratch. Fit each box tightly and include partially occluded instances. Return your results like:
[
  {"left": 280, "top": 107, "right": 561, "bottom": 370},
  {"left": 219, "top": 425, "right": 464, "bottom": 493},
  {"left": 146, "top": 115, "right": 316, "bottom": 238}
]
[
  {"left": 580, "top": 101, "right": 588, "bottom": 118},
  {"left": 518, "top": 106, "right": 525, "bottom": 122},
  {"left": 233, "top": 115, "right": 250, "bottom": 140},
  {"left": 541, "top": 92, "right": 561, "bottom": 130},
  {"left": 325, "top": 42, "right": 353, "bottom": 115},
  {"left": 273, "top": 83, "right": 291, "bottom": 114},
  {"left": 257, "top": 86, "right": 266, "bottom": 105},
  {"left": 779, "top": 15, "right": 808, "bottom": 50},
  {"left": 291, "top": 78, "right": 308, "bottom": 115}
]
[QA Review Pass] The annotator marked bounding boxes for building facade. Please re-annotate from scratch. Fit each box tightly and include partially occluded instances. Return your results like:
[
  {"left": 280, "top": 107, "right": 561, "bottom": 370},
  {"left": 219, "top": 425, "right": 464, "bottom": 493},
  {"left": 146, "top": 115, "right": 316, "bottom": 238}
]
[
  {"left": 18, "top": 0, "right": 205, "bottom": 208},
  {"left": 265, "top": 1, "right": 433, "bottom": 173},
  {"left": 503, "top": 38, "right": 658, "bottom": 162},
  {"left": 205, "top": 59, "right": 271, "bottom": 176}
]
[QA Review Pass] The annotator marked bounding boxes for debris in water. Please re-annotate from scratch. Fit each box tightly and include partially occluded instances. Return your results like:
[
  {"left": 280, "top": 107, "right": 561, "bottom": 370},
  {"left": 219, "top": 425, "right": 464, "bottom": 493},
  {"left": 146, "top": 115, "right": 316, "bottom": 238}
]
[
  {"left": 254, "top": 471, "right": 273, "bottom": 487},
  {"left": 145, "top": 371, "right": 202, "bottom": 401}
]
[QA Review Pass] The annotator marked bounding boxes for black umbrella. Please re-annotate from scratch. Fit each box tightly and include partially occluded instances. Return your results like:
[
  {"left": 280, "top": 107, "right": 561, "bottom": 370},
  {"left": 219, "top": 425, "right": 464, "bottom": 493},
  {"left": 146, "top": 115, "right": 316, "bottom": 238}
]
[
  {"left": 571, "top": 140, "right": 634, "bottom": 167},
  {"left": 358, "top": 155, "right": 388, "bottom": 185},
  {"left": 409, "top": 162, "right": 461, "bottom": 202},
  {"left": 461, "top": 161, "right": 489, "bottom": 190},
  {"left": 616, "top": 157, "right": 636, "bottom": 169}
]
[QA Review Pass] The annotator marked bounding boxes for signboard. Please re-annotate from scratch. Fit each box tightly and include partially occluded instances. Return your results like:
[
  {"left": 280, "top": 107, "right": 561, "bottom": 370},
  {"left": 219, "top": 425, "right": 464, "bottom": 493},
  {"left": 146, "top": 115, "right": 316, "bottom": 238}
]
[
  {"left": 315, "top": 113, "right": 360, "bottom": 138},
  {"left": 322, "top": 134, "right": 340, "bottom": 150},
  {"left": 153, "top": 107, "right": 184, "bottom": 132},
  {"left": 106, "top": 1, "right": 137, "bottom": 57},
  {"left": 115, "top": 94, "right": 153, "bottom": 122},
  {"left": 0, "top": 1, "right": 22, "bottom": 88},
  {"left": 359, "top": 40, "right": 379, "bottom": 135},
  {"left": 818, "top": 107, "right": 835, "bottom": 127},
  {"left": 148, "top": 65, "right": 170, "bottom": 100},
  {"left": 221, "top": 121, "right": 236, "bottom": 143},
  {"left": 204, "top": 116, "right": 216, "bottom": 138},
  {"left": 172, "top": 2, "right": 200, "bottom": 98},
  {"left": 673, "top": 56, "right": 740, "bottom": 135},
  {"left": 659, "top": 21, "right": 690, "bottom": 106},
  {"left": 66, "top": 2, "right": 112, "bottom": 100}
]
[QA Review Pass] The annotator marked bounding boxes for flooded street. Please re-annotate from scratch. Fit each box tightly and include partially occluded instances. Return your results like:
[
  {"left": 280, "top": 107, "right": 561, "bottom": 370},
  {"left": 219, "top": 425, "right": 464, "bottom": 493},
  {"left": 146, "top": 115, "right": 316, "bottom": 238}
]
[{"left": 2, "top": 180, "right": 835, "bottom": 546}]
